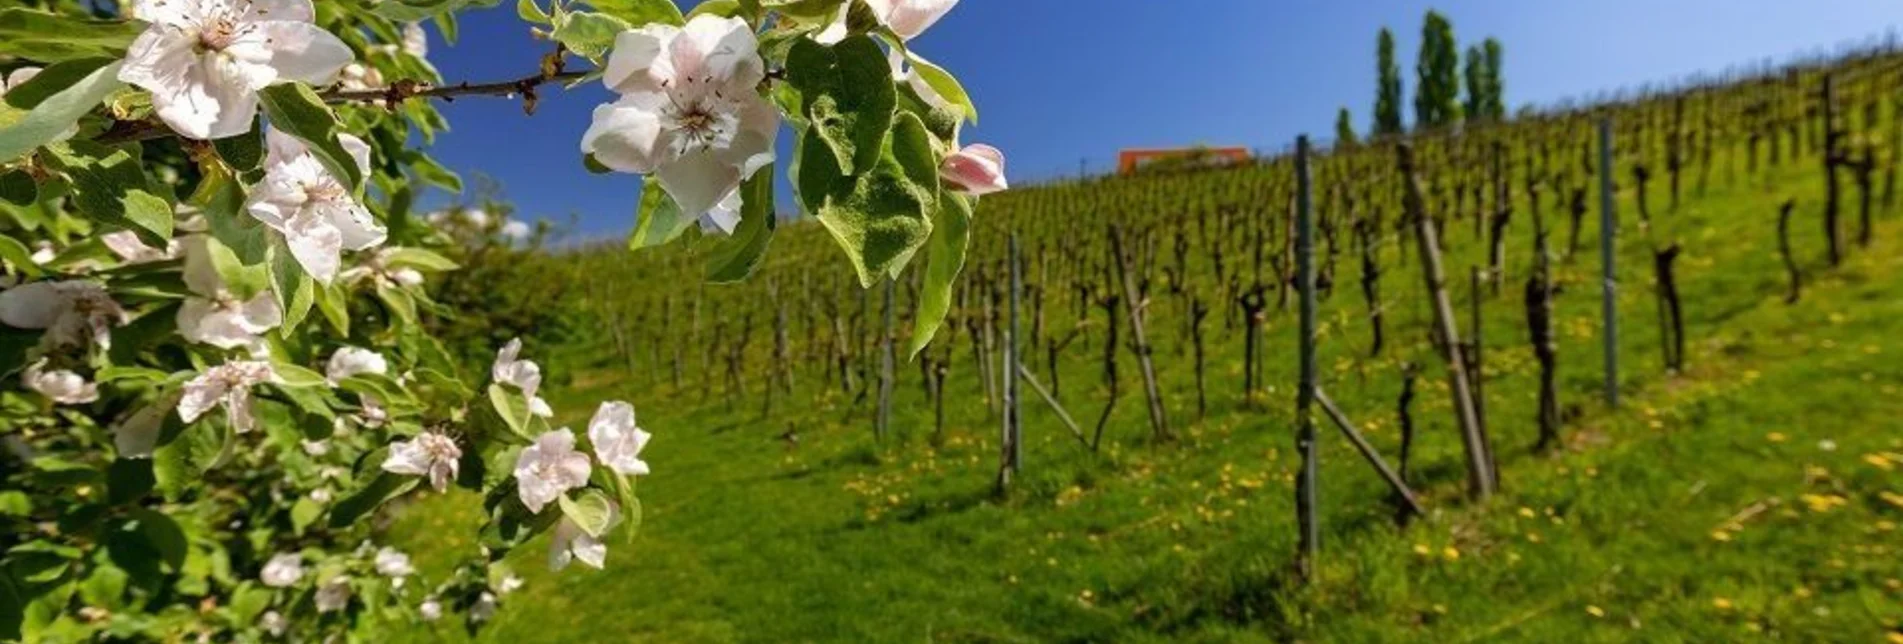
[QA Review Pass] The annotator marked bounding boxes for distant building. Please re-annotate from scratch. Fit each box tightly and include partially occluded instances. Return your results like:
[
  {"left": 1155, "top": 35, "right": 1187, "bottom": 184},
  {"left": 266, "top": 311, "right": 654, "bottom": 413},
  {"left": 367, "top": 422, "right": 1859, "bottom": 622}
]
[{"left": 1117, "top": 146, "right": 1252, "bottom": 175}]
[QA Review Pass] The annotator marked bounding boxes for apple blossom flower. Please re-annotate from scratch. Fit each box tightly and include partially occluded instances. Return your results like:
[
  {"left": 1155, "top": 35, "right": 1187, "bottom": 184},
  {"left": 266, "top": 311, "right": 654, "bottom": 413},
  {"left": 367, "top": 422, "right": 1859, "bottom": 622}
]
[
  {"left": 402, "top": 22, "right": 428, "bottom": 58},
  {"left": 325, "top": 346, "right": 387, "bottom": 383},
  {"left": 260, "top": 611, "right": 287, "bottom": 637},
  {"left": 0, "top": 67, "right": 41, "bottom": 97},
  {"left": 374, "top": 546, "right": 414, "bottom": 581},
  {"left": 260, "top": 552, "right": 303, "bottom": 587},
  {"left": 246, "top": 128, "right": 386, "bottom": 282},
  {"left": 583, "top": 15, "right": 779, "bottom": 218},
  {"left": 177, "top": 360, "right": 277, "bottom": 434},
  {"left": 816, "top": 0, "right": 959, "bottom": 43},
  {"left": 315, "top": 576, "right": 351, "bottom": 613},
  {"left": 309, "top": 487, "right": 332, "bottom": 503},
  {"left": 339, "top": 247, "right": 426, "bottom": 289},
  {"left": 117, "top": 0, "right": 353, "bottom": 140},
  {"left": 548, "top": 502, "right": 617, "bottom": 571},
  {"left": 940, "top": 144, "right": 1008, "bottom": 196},
  {"left": 101, "top": 231, "right": 180, "bottom": 264},
  {"left": 470, "top": 591, "right": 497, "bottom": 622},
  {"left": 337, "top": 62, "right": 383, "bottom": 91},
  {"left": 513, "top": 428, "right": 592, "bottom": 514},
  {"left": 419, "top": 597, "right": 443, "bottom": 621},
  {"left": 698, "top": 190, "right": 742, "bottom": 235},
  {"left": 500, "top": 219, "right": 532, "bottom": 241},
  {"left": 495, "top": 574, "right": 524, "bottom": 595},
  {"left": 0, "top": 280, "right": 128, "bottom": 350},
  {"left": 382, "top": 431, "right": 461, "bottom": 493},
  {"left": 492, "top": 338, "right": 542, "bottom": 398},
  {"left": 588, "top": 401, "right": 651, "bottom": 476},
  {"left": 22, "top": 359, "right": 98, "bottom": 405},
  {"left": 177, "top": 236, "right": 280, "bottom": 352}
]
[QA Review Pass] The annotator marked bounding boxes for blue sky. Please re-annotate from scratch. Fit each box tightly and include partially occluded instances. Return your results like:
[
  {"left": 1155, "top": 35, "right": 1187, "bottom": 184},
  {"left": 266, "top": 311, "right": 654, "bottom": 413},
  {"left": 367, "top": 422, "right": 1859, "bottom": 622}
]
[{"left": 414, "top": 0, "right": 1901, "bottom": 238}]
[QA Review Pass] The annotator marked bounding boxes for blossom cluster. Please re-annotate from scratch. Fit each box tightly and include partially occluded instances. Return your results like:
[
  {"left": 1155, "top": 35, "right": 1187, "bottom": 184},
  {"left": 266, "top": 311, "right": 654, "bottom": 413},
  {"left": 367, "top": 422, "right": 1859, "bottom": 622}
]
[{"left": 1, "top": 0, "right": 998, "bottom": 638}]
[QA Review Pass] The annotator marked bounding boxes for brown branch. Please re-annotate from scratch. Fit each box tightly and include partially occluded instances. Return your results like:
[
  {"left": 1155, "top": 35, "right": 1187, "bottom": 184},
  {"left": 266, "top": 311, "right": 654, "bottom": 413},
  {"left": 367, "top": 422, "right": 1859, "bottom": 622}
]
[{"left": 322, "top": 70, "right": 595, "bottom": 113}]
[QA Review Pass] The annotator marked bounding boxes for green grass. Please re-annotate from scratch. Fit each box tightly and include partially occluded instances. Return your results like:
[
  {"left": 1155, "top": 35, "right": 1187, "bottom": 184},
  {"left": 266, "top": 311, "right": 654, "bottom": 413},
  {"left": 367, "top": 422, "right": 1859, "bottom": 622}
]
[{"left": 387, "top": 151, "right": 1903, "bottom": 641}]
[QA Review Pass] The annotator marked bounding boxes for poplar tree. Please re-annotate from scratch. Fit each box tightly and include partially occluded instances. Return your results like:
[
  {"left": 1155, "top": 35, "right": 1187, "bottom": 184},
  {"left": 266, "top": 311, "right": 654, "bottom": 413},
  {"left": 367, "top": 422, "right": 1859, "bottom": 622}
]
[
  {"left": 1375, "top": 27, "right": 1405, "bottom": 137},
  {"left": 1414, "top": 10, "right": 1461, "bottom": 129},
  {"left": 1336, "top": 107, "right": 1360, "bottom": 147}
]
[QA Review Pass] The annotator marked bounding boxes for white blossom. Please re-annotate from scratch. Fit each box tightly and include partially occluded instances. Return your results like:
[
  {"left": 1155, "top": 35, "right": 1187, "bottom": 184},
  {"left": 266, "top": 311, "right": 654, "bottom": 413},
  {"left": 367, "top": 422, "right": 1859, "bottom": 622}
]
[
  {"left": 0, "top": 280, "right": 128, "bottom": 350},
  {"left": 315, "top": 576, "right": 351, "bottom": 613},
  {"left": 102, "top": 231, "right": 181, "bottom": 264},
  {"left": 470, "top": 591, "right": 497, "bottom": 622},
  {"left": 382, "top": 431, "right": 461, "bottom": 493},
  {"left": 246, "top": 128, "right": 386, "bottom": 282},
  {"left": 23, "top": 360, "right": 99, "bottom": 405},
  {"left": 260, "top": 610, "right": 287, "bottom": 637},
  {"left": 495, "top": 573, "right": 524, "bottom": 595},
  {"left": 339, "top": 247, "right": 427, "bottom": 289},
  {"left": 260, "top": 552, "right": 303, "bottom": 588},
  {"left": 374, "top": 546, "right": 414, "bottom": 580},
  {"left": 513, "top": 428, "right": 592, "bottom": 514},
  {"left": 500, "top": 219, "right": 532, "bottom": 242},
  {"left": 0, "top": 67, "right": 41, "bottom": 97},
  {"left": 117, "top": 0, "right": 353, "bottom": 140},
  {"left": 177, "top": 360, "right": 276, "bottom": 433},
  {"left": 583, "top": 15, "right": 778, "bottom": 218},
  {"left": 337, "top": 62, "right": 383, "bottom": 91},
  {"left": 588, "top": 401, "right": 651, "bottom": 476},
  {"left": 401, "top": 22, "right": 429, "bottom": 58},
  {"left": 940, "top": 143, "right": 1008, "bottom": 196},
  {"left": 491, "top": 338, "right": 542, "bottom": 399},
  {"left": 177, "top": 236, "right": 280, "bottom": 352},
  {"left": 308, "top": 487, "right": 332, "bottom": 503},
  {"left": 548, "top": 503, "right": 617, "bottom": 571},
  {"left": 325, "top": 346, "right": 388, "bottom": 383},
  {"left": 698, "top": 190, "right": 742, "bottom": 236},
  {"left": 418, "top": 597, "right": 443, "bottom": 621},
  {"left": 816, "top": 0, "right": 959, "bottom": 43}
]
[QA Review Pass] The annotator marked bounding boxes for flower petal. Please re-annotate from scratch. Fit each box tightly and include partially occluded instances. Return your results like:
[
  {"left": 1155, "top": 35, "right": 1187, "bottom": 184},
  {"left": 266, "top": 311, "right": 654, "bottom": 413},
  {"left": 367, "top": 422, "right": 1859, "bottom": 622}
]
[
  {"left": 246, "top": 21, "right": 353, "bottom": 85},
  {"left": 602, "top": 25, "right": 677, "bottom": 95},
  {"left": 656, "top": 150, "right": 741, "bottom": 222},
  {"left": 581, "top": 97, "right": 672, "bottom": 174},
  {"left": 0, "top": 282, "right": 65, "bottom": 329}
]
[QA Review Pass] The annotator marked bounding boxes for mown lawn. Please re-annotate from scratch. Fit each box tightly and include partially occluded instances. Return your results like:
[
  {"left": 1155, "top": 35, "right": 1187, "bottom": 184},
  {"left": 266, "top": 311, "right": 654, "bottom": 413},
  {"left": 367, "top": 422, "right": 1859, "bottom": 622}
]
[{"left": 388, "top": 154, "right": 1903, "bottom": 642}]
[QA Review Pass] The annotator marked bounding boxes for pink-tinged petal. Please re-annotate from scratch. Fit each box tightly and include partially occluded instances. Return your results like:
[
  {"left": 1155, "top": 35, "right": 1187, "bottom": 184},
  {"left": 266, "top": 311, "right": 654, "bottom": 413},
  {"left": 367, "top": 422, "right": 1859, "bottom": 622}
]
[
  {"left": 0, "top": 282, "right": 64, "bottom": 329},
  {"left": 603, "top": 26, "right": 676, "bottom": 95},
  {"left": 263, "top": 127, "right": 309, "bottom": 168},
  {"left": 715, "top": 96, "right": 778, "bottom": 179},
  {"left": 130, "top": 0, "right": 197, "bottom": 27},
  {"left": 941, "top": 144, "right": 1008, "bottom": 196},
  {"left": 178, "top": 372, "right": 232, "bottom": 424},
  {"left": 236, "top": 294, "right": 283, "bottom": 333},
  {"left": 228, "top": 387, "right": 258, "bottom": 433},
  {"left": 870, "top": 0, "right": 959, "bottom": 40},
  {"left": 675, "top": 15, "right": 763, "bottom": 89},
  {"left": 238, "top": 21, "right": 352, "bottom": 85},
  {"left": 656, "top": 150, "right": 741, "bottom": 222},
  {"left": 581, "top": 97, "right": 672, "bottom": 174}
]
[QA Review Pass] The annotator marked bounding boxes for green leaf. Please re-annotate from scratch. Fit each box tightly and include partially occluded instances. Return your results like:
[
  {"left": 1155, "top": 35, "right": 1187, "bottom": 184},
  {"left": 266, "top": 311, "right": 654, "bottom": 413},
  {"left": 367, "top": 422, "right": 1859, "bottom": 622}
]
[
  {"left": 290, "top": 498, "right": 322, "bottom": 535},
  {"left": 40, "top": 141, "right": 175, "bottom": 246},
  {"left": 374, "top": 283, "right": 418, "bottom": 326},
  {"left": 202, "top": 235, "right": 268, "bottom": 301},
  {"left": 126, "top": 509, "right": 186, "bottom": 572},
  {"left": 517, "top": 0, "right": 552, "bottom": 23},
  {"left": 269, "top": 240, "right": 315, "bottom": 333},
  {"left": 552, "top": 11, "right": 632, "bottom": 62},
  {"left": 193, "top": 167, "right": 270, "bottom": 265},
  {"left": 628, "top": 177, "right": 693, "bottom": 249},
  {"left": 686, "top": 0, "right": 742, "bottom": 18},
  {"left": 0, "top": 233, "right": 43, "bottom": 278},
  {"left": 584, "top": 0, "right": 686, "bottom": 26},
  {"left": 371, "top": 0, "right": 501, "bottom": 21},
  {"left": 706, "top": 164, "right": 775, "bottom": 282},
  {"left": 258, "top": 83, "right": 363, "bottom": 193},
  {"left": 328, "top": 471, "right": 419, "bottom": 529},
  {"left": 378, "top": 247, "right": 459, "bottom": 272},
  {"left": 0, "top": 170, "right": 36, "bottom": 206},
  {"left": 106, "top": 459, "right": 155, "bottom": 505},
  {"left": 487, "top": 384, "right": 532, "bottom": 439},
  {"left": 153, "top": 421, "right": 233, "bottom": 498},
  {"left": 314, "top": 280, "right": 349, "bottom": 336},
  {"left": 785, "top": 35, "right": 896, "bottom": 175},
  {"left": 557, "top": 489, "right": 615, "bottom": 538},
  {"left": 0, "top": 59, "right": 122, "bottom": 163},
  {"left": 212, "top": 124, "right": 264, "bottom": 172},
  {"left": 902, "top": 48, "right": 977, "bottom": 124},
  {"left": 271, "top": 362, "right": 328, "bottom": 388},
  {"left": 809, "top": 112, "right": 939, "bottom": 287},
  {"left": 907, "top": 190, "right": 970, "bottom": 357},
  {"left": 0, "top": 9, "right": 145, "bottom": 63}
]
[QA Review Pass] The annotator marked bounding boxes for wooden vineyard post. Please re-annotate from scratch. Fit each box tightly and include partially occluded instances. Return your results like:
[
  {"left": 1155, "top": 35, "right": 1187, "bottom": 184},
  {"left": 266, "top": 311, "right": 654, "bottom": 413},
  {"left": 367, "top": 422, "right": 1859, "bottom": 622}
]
[
  {"left": 1294, "top": 136, "right": 1321, "bottom": 579},
  {"left": 1397, "top": 143, "right": 1495, "bottom": 499},
  {"left": 1109, "top": 227, "right": 1170, "bottom": 442},
  {"left": 997, "top": 236, "right": 1023, "bottom": 493},
  {"left": 1598, "top": 118, "right": 1621, "bottom": 409},
  {"left": 877, "top": 278, "right": 896, "bottom": 441}
]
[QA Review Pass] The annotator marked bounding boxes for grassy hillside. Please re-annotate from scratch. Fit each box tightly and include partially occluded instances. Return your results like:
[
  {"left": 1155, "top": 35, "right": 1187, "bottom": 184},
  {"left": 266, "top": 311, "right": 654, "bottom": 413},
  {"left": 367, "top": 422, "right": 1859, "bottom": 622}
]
[{"left": 389, "top": 59, "right": 1903, "bottom": 640}]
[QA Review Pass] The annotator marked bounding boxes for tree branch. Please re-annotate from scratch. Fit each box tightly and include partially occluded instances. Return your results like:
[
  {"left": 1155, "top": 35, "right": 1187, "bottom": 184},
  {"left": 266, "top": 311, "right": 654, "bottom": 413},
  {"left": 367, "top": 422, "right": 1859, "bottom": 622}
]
[{"left": 322, "top": 69, "right": 596, "bottom": 113}]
